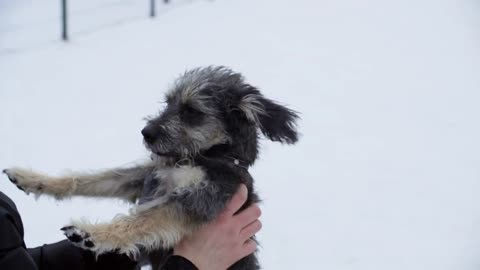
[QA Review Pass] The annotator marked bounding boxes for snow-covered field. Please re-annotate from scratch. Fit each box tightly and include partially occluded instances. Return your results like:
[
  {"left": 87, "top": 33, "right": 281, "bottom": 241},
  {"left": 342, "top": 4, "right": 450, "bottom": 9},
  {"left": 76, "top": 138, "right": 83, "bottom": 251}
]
[{"left": 1, "top": 0, "right": 480, "bottom": 269}]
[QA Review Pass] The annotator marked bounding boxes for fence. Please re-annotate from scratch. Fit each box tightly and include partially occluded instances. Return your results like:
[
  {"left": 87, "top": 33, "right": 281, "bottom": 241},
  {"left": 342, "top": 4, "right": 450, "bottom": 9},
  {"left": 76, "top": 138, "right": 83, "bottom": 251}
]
[{"left": 60, "top": 0, "right": 170, "bottom": 41}]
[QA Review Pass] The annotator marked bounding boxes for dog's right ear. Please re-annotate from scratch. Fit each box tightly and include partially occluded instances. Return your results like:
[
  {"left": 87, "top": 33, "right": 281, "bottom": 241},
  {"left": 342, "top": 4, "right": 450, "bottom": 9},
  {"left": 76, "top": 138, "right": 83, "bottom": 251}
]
[{"left": 238, "top": 91, "right": 299, "bottom": 144}]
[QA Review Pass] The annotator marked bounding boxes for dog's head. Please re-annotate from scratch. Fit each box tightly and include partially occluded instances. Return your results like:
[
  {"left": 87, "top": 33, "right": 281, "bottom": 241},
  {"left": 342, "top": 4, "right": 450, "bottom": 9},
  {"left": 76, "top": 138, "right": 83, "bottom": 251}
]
[{"left": 142, "top": 66, "right": 299, "bottom": 163}]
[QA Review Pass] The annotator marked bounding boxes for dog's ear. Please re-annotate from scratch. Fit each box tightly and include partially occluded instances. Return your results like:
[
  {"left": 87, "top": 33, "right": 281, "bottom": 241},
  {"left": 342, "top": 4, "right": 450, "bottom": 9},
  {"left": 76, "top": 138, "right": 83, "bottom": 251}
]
[{"left": 238, "top": 91, "right": 299, "bottom": 144}]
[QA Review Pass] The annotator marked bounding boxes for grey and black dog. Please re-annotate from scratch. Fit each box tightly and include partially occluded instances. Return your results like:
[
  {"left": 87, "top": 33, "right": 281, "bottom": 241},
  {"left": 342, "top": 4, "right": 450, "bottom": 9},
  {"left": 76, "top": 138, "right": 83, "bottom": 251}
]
[{"left": 3, "top": 66, "right": 299, "bottom": 270}]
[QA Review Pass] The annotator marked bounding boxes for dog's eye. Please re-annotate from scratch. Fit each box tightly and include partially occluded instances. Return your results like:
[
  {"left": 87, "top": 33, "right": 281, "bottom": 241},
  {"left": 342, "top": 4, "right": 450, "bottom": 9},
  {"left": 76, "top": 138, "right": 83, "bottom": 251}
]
[
  {"left": 181, "top": 105, "right": 197, "bottom": 117},
  {"left": 180, "top": 105, "right": 203, "bottom": 125}
]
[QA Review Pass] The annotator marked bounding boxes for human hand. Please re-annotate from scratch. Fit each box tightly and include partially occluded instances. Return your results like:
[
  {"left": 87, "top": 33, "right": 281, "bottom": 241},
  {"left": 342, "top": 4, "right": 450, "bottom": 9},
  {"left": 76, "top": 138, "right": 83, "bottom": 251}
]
[{"left": 173, "top": 184, "right": 262, "bottom": 270}]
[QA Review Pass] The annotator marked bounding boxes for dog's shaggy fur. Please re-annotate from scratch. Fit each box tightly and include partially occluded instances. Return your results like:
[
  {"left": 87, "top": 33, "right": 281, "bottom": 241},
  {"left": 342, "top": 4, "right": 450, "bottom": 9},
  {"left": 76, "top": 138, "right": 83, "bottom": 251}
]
[{"left": 3, "top": 66, "right": 299, "bottom": 270}]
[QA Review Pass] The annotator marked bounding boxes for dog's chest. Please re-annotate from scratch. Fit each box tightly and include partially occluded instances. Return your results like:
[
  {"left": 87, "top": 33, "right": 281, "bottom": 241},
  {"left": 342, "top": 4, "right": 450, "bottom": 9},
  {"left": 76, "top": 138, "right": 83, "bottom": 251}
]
[{"left": 138, "top": 165, "right": 206, "bottom": 205}]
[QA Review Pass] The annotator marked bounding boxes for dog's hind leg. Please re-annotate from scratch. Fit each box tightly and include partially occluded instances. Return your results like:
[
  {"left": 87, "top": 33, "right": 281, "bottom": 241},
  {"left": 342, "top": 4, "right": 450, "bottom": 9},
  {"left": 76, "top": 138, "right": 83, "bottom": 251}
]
[
  {"left": 3, "top": 163, "right": 153, "bottom": 202},
  {"left": 61, "top": 205, "right": 194, "bottom": 257}
]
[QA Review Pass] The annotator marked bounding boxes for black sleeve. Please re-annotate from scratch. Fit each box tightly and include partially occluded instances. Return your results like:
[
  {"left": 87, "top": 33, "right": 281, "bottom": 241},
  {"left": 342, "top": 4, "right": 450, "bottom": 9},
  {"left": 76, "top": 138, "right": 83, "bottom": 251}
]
[
  {"left": 161, "top": 255, "right": 198, "bottom": 270},
  {"left": 28, "top": 240, "right": 138, "bottom": 270},
  {"left": 0, "top": 191, "right": 138, "bottom": 270},
  {"left": 0, "top": 192, "right": 38, "bottom": 270}
]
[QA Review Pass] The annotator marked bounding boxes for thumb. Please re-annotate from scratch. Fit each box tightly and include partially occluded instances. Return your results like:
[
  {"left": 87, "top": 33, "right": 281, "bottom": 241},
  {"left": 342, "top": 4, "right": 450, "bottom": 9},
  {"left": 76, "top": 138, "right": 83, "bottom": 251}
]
[{"left": 223, "top": 184, "right": 248, "bottom": 217}]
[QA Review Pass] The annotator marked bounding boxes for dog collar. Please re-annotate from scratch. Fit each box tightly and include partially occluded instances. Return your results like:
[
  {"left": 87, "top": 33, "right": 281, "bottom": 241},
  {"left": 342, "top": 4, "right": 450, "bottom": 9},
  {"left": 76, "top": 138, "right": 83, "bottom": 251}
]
[
  {"left": 174, "top": 156, "right": 250, "bottom": 169},
  {"left": 224, "top": 156, "right": 250, "bottom": 169},
  {"left": 173, "top": 157, "right": 249, "bottom": 170}
]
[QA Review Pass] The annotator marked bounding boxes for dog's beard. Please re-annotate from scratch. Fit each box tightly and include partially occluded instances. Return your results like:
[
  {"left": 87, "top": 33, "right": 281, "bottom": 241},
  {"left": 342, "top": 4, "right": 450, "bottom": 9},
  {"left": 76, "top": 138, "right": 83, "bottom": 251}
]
[
  {"left": 145, "top": 141, "right": 179, "bottom": 157},
  {"left": 143, "top": 118, "right": 229, "bottom": 160}
]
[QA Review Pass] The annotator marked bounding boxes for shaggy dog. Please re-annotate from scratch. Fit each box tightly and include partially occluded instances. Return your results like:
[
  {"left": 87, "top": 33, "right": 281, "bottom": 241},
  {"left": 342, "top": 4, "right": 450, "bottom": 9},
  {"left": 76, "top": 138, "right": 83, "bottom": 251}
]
[{"left": 3, "top": 66, "right": 299, "bottom": 270}]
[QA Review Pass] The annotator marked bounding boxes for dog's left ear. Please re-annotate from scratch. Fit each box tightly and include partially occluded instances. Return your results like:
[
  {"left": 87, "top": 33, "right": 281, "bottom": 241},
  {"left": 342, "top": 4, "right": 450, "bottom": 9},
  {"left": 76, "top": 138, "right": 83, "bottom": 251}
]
[{"left": 239, "top": 92, "right": 299, "bottom": 144}]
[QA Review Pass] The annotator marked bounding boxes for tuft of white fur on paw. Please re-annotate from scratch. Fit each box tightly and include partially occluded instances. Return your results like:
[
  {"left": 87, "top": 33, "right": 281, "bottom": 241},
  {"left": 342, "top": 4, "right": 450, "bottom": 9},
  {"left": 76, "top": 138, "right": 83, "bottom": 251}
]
[
  {"left": 3, "top": 168, "right": 43, "bottom": 195},
  {"left": 3, "top": 167, "right": 75, "bottom": 199},
  {"left": 61, "top": 225, "right": 96, "bottom": 250},
  {"left": 61, "top": 222, "right": 140, "bottom": 258}
]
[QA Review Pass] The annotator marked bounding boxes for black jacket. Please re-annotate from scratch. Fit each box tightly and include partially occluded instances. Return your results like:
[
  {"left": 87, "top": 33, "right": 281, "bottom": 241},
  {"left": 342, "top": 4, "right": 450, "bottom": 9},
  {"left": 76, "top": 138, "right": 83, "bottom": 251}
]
[{"left": 0, "top": 191, "right": 197, "bottom": 270}]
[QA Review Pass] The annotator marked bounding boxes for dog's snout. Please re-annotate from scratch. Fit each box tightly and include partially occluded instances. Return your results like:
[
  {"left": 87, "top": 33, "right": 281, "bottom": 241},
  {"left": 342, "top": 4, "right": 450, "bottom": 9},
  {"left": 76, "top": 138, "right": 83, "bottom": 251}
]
[{"left": 141, "top": 126, "right": 158, "bottom": 144}]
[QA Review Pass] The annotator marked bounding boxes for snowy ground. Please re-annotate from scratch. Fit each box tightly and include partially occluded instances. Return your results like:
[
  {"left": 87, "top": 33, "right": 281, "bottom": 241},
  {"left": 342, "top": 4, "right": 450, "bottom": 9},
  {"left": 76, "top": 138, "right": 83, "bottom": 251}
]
[{"left": 1, "top": 0, "right": 480, "bottom": 269}]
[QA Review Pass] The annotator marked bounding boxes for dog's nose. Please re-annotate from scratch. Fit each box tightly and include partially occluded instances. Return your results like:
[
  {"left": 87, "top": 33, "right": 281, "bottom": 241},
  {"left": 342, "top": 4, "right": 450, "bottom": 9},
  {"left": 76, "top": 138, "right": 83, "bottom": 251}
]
[{"left": 141, "top": 126, "right": 157, "bottom": 144}]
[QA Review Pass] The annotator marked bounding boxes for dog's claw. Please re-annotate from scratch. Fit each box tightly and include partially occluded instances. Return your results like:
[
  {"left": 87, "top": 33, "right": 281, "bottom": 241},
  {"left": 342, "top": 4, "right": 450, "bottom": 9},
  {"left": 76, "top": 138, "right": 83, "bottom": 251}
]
[
  {"left": 3, "top": 170, "right": 28, "bottom": 192},
  {"left": 3, "top": 169, "right": 17, "bottom": 183},
  {"left": 67, "top": 233, "right": 83, "bottom": 243},
  {"left": 6, "top": 176, "right": 18, "bottom": 184},
  {"left": 3, "top": 168, "right": 41, "bottom": 196},
  {"left": 61, "top": 226, "right": 74, "bottom": 231},
  {"left": 62, "top": 226, "right": 95, "bottom": 250},
  {"left": 84, "top": 240, "right": 95, "bottom": 248}
]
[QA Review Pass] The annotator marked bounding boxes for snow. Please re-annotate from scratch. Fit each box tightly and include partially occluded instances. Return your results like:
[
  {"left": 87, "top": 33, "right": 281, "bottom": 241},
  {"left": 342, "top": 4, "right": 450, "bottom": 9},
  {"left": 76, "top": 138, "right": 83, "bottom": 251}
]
[{"left": 1, "top": 0, "right": 480, "bottom": 269}]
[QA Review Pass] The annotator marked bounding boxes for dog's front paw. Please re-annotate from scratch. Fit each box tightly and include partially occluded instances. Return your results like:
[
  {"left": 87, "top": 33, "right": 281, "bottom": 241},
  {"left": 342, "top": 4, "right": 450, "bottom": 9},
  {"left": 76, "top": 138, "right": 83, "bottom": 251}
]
[
  {"left": 3, "top": 168, "right": 44, "bottom": 195},
  {"left": 61, "top": 226, "right": 96, "bottom": 250}
]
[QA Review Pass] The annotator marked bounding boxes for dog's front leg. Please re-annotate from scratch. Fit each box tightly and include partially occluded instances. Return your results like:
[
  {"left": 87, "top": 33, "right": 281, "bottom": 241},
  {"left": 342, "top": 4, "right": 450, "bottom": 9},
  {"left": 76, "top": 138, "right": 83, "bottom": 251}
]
[
  {"left": 3, "top": 163, "right": 153, "bottom": 202},
  {"left": 61, "top": 205, "right": 193, "bottom": 257}
]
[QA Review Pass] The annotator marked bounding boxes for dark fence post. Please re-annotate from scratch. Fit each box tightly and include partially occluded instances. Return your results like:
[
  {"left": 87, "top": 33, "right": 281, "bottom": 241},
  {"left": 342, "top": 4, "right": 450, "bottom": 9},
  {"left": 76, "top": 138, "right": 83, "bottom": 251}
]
[
  {"left": 150, "top": 0, "right": 156, "bottom": 17},
  {"left": 61, "top": 0, "right": 68, "bottom": 41}
]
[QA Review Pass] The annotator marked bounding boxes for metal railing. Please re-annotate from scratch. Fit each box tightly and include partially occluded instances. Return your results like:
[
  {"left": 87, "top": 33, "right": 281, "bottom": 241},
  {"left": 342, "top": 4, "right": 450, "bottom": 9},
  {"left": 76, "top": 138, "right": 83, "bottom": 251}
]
[{"left": 60, "top": 0, "right": 170, "bottom": 41}]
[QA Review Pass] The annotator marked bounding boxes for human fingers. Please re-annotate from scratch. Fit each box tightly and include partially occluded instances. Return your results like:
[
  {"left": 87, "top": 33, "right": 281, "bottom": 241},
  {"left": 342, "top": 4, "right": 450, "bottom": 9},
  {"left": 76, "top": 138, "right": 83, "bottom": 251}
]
[
  {"left": 223, "top": 184, "right": 248, "bottom": 217},
  {"left": 239, "top": 220, "right": 262, "bottom": 241},
  {"left": 238, "top": 239, "right": 257, "bottom": 259},
  {"left": 234, "top": 203, "right": 261, "bottom": 227}
]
